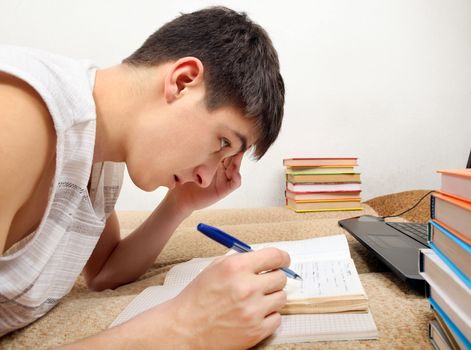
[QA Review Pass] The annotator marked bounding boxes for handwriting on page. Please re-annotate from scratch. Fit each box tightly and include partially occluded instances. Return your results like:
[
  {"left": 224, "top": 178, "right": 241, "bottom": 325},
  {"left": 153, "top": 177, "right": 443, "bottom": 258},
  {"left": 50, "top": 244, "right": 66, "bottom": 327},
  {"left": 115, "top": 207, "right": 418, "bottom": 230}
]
[{"left": 285, "top": 259, "right": 363, "bottom": 299}]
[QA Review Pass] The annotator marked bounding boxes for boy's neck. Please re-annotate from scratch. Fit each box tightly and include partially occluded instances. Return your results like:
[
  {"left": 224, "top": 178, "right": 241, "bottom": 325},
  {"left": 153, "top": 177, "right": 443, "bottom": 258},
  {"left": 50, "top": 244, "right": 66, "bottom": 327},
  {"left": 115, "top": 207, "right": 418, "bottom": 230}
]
[{"left": 91, "top": 64, "right": 160, "bottom": 164}]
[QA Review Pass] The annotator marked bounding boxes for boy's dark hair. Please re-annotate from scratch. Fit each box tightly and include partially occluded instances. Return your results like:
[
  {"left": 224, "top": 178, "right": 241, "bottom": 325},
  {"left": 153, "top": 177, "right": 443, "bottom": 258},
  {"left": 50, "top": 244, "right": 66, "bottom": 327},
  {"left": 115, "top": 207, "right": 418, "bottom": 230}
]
[{"left": 123, "top": 6, "right": 284, "bottom": 159}]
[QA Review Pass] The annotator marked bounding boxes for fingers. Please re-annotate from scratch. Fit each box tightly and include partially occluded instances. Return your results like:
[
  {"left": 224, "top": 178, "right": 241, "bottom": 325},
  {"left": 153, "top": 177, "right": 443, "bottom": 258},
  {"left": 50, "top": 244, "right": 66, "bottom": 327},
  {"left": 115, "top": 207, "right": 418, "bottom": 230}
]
[
  {"left": 222, "top": 151, "right": 244, "bottom": 173},
  {"left": 230, "top": 151, "right": 244, "bottom": 170},
  {"left": 227, "top": 169, "right": 241, "bottom": 189},
  {"left": 248, "top": 247, "right": 291, "bottom": 275},
  {"left": 257, "top": 269, "right": 287, "bottom": 295},
  {"left": 258, "top": 311, "right": 283, "bottom": 342},
  {"left": 263, "top": 290, "right": 288, "bottom": 315},
  {"left": 256, "top": 292, "right": 286, "bottom": 342},
  {"left": 220, "top": 153, "right": 243, "bottom": 186}
]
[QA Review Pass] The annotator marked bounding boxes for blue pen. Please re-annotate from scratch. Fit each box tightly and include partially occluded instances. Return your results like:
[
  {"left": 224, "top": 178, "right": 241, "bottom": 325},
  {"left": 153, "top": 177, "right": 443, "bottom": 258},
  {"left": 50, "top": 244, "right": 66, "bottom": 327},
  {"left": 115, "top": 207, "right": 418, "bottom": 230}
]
[{"left": 197, "top": 223, "right": 303, "bottom": 281}]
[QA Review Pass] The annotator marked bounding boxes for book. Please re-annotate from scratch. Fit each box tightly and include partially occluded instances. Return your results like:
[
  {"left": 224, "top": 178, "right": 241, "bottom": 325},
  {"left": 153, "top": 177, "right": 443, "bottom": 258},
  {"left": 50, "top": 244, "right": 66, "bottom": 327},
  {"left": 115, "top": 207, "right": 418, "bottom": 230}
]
[
  {"left": 285, "top": 167, "right": 355, "bottom": 174},
  {"left": 432, "top": 309, "right": 461, "bottom": 350},
  {"left": 286, "top": 173, "right": 361, "bottom": 184},
  {"left": 428, "top": 220, "right": 470, "bottom": 286},
  {"left": 420, "top": 249, "right": 471, "bottom": 348},
  {"left": 287, "top": 182, "right": 362, "bottom": 193},
  {"left": 428, "top": 297, "right": 470, "bottom": 350},
  {"left": 286, "top": 198, "right": 362, "bottom": 213},
  {"left": 438, "top": 169, "right": 471, "bottom": 203},
  {"left": 283, "top": 157, "right": 362, "bottom": 214},
  {"left": 419, "top": 249, "right": 471, "bottom": 318},
  {"left": 429, "top": 320, "right": 454, "bottom": 350},
  {"left": 431, "top": 192, "right": 471, "bottom": 245},
  {"left": 111, "top": 235, "right": 378, "bottom": 345},
  {"left": 283, "top": 158, "right": 358, "bottom": 167},
  {"left": 285, "top": 190, "right": 361, "bottom": 202}
]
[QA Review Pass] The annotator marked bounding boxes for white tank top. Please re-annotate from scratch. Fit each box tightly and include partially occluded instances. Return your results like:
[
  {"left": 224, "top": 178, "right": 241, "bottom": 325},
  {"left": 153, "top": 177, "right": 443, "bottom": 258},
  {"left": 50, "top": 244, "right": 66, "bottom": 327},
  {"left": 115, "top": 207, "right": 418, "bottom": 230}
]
[{"left": 0, "top": 46, "right": 124, "bottom": 336}]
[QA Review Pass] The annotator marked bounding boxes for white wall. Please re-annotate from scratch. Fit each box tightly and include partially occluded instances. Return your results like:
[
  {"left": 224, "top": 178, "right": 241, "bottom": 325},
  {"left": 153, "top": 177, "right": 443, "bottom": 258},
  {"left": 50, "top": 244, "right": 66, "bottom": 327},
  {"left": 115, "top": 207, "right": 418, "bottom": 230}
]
[{"left": 1, "top": 0, "right": 470, "bottom": 210}]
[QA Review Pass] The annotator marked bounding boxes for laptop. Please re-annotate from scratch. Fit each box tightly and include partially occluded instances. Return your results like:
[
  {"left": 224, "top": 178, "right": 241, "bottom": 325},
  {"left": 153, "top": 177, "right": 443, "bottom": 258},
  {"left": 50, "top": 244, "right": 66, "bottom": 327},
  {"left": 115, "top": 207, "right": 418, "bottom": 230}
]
[{"left": 338, "top": 148, "right": 471, "bottom": 287}]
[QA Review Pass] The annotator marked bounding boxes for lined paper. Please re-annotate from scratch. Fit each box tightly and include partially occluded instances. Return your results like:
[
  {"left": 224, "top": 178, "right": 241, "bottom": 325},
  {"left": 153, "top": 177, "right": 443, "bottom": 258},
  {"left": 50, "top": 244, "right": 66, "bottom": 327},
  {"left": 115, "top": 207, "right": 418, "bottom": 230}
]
[{"left": 285, "top": 258, "right": 364, "bottom": 299}]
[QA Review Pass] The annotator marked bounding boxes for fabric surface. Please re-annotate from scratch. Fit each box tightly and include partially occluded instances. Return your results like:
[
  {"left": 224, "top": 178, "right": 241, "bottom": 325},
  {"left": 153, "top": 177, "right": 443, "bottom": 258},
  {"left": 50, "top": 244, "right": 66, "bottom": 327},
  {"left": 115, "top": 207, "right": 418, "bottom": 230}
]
[
  {"left": 366, "top": 190, "right": 433, "bottom": 224},
  {"left": 0, "top": 46, "right": 124, "bottom": 336},
  {"left": 0, "top": 204, "right": 433, "bottom": 349}
]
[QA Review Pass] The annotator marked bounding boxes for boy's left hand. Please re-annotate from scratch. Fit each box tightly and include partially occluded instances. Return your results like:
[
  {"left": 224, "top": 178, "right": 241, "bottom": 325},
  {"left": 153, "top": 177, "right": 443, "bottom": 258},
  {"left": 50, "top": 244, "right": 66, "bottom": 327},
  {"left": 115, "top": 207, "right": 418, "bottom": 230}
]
[{"left": 167, "top": 151, "right": 244, "bottom": 214}]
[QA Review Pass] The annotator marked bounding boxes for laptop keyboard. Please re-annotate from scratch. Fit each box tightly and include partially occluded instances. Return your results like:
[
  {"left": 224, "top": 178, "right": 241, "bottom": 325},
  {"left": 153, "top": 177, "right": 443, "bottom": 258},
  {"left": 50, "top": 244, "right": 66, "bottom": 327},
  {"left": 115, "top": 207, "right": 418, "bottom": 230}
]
[{"left": 386, "top": 222, "right": 428, "bottom": 245}]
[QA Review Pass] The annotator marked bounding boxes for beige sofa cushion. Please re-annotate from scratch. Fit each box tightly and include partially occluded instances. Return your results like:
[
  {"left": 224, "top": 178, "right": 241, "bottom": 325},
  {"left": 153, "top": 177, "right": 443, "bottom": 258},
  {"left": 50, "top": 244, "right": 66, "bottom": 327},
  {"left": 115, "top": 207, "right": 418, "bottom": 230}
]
[{"left": 0, "top": 205, "right": 433, "bottom": 349}]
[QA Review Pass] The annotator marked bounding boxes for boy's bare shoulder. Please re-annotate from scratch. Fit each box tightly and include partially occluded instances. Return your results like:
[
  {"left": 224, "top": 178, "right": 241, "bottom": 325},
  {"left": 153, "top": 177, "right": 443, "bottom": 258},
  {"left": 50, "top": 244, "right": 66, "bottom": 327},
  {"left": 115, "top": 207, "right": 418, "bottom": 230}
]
[{"left": 0, "top": 72, "right": 56, "bottom": 251}]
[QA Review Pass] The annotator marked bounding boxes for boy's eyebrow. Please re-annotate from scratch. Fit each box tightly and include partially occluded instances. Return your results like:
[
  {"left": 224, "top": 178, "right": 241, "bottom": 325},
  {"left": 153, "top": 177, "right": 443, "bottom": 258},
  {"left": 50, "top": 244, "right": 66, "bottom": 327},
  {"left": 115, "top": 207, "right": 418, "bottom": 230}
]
[{"left": 232, "top": 130, "right": 248, "bottom": 153}]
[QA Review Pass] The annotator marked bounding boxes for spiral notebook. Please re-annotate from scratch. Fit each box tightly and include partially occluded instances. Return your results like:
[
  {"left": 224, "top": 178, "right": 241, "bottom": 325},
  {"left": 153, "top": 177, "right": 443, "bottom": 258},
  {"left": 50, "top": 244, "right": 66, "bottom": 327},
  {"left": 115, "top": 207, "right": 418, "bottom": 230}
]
[{"left": 110, "top": 236, "right": 378, "bottom": 345}]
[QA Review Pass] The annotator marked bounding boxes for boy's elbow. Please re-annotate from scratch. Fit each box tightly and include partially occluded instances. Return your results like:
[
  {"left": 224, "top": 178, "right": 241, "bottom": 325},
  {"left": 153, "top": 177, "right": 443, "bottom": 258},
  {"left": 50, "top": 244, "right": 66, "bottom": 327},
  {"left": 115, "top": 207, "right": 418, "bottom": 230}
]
[
  {"left": 85, "top": 271, "right": 115, "bottom": 291},
  {"left": 85, "top": 272, "right": 133, "bottom": 291},
  {"left": 86, "top": 275, "right": 107, "bottom": 292}
]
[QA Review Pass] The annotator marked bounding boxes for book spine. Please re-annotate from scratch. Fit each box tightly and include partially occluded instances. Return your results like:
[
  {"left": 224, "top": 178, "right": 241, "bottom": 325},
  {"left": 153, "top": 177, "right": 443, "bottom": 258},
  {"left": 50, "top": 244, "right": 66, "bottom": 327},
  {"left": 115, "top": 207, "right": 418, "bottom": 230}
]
[
  {"left": 429, "top": 242, "right": 471, "bottom": 289},
  {"left": 428, "top": 297, "right": 471, "bottom": 350},
  {"left": 431, "top": 195, "right": 436, "bottom": 220}
]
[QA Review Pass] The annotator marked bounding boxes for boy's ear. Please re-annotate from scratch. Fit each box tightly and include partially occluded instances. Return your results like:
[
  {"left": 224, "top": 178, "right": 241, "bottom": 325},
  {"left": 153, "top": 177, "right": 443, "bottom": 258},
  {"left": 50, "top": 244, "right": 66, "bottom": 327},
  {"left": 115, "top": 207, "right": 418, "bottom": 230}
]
[{"left": 164, "top": 57, "right": 204, "bottom": 103}]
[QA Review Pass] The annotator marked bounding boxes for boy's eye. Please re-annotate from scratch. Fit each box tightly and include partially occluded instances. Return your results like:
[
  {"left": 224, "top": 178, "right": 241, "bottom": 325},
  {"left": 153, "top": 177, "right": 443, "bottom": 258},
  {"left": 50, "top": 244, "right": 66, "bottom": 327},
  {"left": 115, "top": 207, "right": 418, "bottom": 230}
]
[{"left": 220, "top": 138, "right": 231, "bottom": 149}]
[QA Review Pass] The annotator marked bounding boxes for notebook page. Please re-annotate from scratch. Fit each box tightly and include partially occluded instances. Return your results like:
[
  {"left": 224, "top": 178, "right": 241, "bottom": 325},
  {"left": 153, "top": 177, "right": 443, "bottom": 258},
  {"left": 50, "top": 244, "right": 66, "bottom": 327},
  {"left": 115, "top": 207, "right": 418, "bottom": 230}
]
[
  {"left": 109, "top": 285, "right": 184, "bottom": 328},
  {"left": 161, "top": 257, "right": 364, "bottom": 300},
  {"left": 251, "top": 235, "right": 350, "bottom": 263},
  {"left": 285, "top": 258, "right": 365, "bottom": 299},
  {"left": 265, "top": 310, "right": 378, "bottom": 345},
  {"left": 111, "top": 287, "right": 378, "bottom": 344},
  {"left": 163, "top": 257, "right": 214, "bottom": 287}
]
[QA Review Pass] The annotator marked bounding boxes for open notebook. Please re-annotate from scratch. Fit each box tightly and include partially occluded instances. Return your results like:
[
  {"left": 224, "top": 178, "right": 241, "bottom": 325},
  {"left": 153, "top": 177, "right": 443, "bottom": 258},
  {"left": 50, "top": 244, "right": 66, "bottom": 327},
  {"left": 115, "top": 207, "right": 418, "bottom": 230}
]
[{"left": 110, "top": 235, "right": 378, "bottom": 345}]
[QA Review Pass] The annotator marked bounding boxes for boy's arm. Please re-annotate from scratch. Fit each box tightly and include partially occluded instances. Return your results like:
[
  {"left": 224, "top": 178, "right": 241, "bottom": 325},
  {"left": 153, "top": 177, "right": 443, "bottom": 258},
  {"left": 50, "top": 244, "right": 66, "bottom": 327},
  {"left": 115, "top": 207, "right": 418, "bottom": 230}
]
[
  {"left": 83, "top": 192, "right": 190, "bottom": 290},
  {"left": 83, "top": 152, "right": 245, "bottom": 291}
]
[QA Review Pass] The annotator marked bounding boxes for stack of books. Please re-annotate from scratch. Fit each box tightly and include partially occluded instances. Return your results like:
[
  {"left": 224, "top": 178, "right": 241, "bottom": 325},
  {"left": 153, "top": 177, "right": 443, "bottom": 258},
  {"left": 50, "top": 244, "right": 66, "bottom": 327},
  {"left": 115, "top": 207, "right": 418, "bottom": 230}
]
[
  {"left": 419, "top": 169, "right": 471, "bottom": 350},
  {"left": 283, "top": 157, "right": 363, "bottom": 213}
]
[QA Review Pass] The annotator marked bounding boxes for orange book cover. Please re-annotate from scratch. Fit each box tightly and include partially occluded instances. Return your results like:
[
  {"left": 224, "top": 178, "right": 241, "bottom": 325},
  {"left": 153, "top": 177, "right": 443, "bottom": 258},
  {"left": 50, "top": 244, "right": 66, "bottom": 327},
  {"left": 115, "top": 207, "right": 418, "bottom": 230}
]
[
  {"left": 437, "top": 169, "right": 471, "bottom": 204},
  {"left": 431, "top": 219, "right": 471, "bottom": 246},
  {"left": 432, "top": 191, "right": 471, "bottom": 245},
  {"left": 283, "top": 158, "right": 358, "bottom": 167},
  {"left": 434, "top": 191, "right": 471, "bottom": 211}
]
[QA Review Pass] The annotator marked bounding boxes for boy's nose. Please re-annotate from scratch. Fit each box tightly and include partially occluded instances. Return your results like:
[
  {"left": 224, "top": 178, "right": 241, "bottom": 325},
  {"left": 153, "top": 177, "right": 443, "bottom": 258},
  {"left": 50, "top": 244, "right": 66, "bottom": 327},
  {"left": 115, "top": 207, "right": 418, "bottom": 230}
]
[{"left": 193, "top": 163, "right": 218, "bottom": 187}]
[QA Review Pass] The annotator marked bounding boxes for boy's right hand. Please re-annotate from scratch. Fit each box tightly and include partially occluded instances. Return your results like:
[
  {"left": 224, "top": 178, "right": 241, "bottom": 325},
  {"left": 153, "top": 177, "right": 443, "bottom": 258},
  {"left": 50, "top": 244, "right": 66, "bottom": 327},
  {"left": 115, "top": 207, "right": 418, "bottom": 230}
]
[{"left": 133, "top": 248, "right": 290, "bottom": 350}]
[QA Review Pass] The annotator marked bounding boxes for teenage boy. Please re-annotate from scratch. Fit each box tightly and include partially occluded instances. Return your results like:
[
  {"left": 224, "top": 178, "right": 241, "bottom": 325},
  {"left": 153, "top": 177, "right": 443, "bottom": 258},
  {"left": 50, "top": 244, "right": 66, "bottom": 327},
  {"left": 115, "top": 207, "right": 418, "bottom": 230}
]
[{"left": 0, "top": 6, "right": 286, "bottom": 349}]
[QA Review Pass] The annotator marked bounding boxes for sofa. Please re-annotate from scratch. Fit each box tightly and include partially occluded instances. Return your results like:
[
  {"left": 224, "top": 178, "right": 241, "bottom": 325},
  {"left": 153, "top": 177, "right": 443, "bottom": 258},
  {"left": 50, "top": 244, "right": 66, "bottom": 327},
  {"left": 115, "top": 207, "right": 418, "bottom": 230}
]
[{"left": 0, "top": 191, "right": 434, "bottom": 349}]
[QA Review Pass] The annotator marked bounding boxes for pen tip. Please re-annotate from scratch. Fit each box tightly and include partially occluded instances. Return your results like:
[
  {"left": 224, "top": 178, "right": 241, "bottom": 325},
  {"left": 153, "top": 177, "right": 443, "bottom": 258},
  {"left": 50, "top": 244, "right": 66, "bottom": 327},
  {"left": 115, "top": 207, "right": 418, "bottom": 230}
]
[{"left": 295, "top": 275, "right": 303, "bottom": 281}]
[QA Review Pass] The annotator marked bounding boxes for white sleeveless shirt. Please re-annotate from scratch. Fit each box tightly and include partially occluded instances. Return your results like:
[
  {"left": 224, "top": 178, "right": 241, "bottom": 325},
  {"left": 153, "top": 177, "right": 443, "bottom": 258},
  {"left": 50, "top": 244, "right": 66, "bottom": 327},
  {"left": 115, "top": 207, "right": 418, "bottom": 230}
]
[{"left": 0, "top": 46, "right": 124, "bottom": 336}]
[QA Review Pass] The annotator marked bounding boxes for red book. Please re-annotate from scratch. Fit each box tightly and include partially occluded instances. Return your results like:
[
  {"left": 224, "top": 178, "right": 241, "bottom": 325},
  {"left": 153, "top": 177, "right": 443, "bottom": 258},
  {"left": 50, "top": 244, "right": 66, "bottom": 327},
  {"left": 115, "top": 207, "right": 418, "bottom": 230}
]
[{"left": 285, "top": 190, "right": 361, "bottom": 201}]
